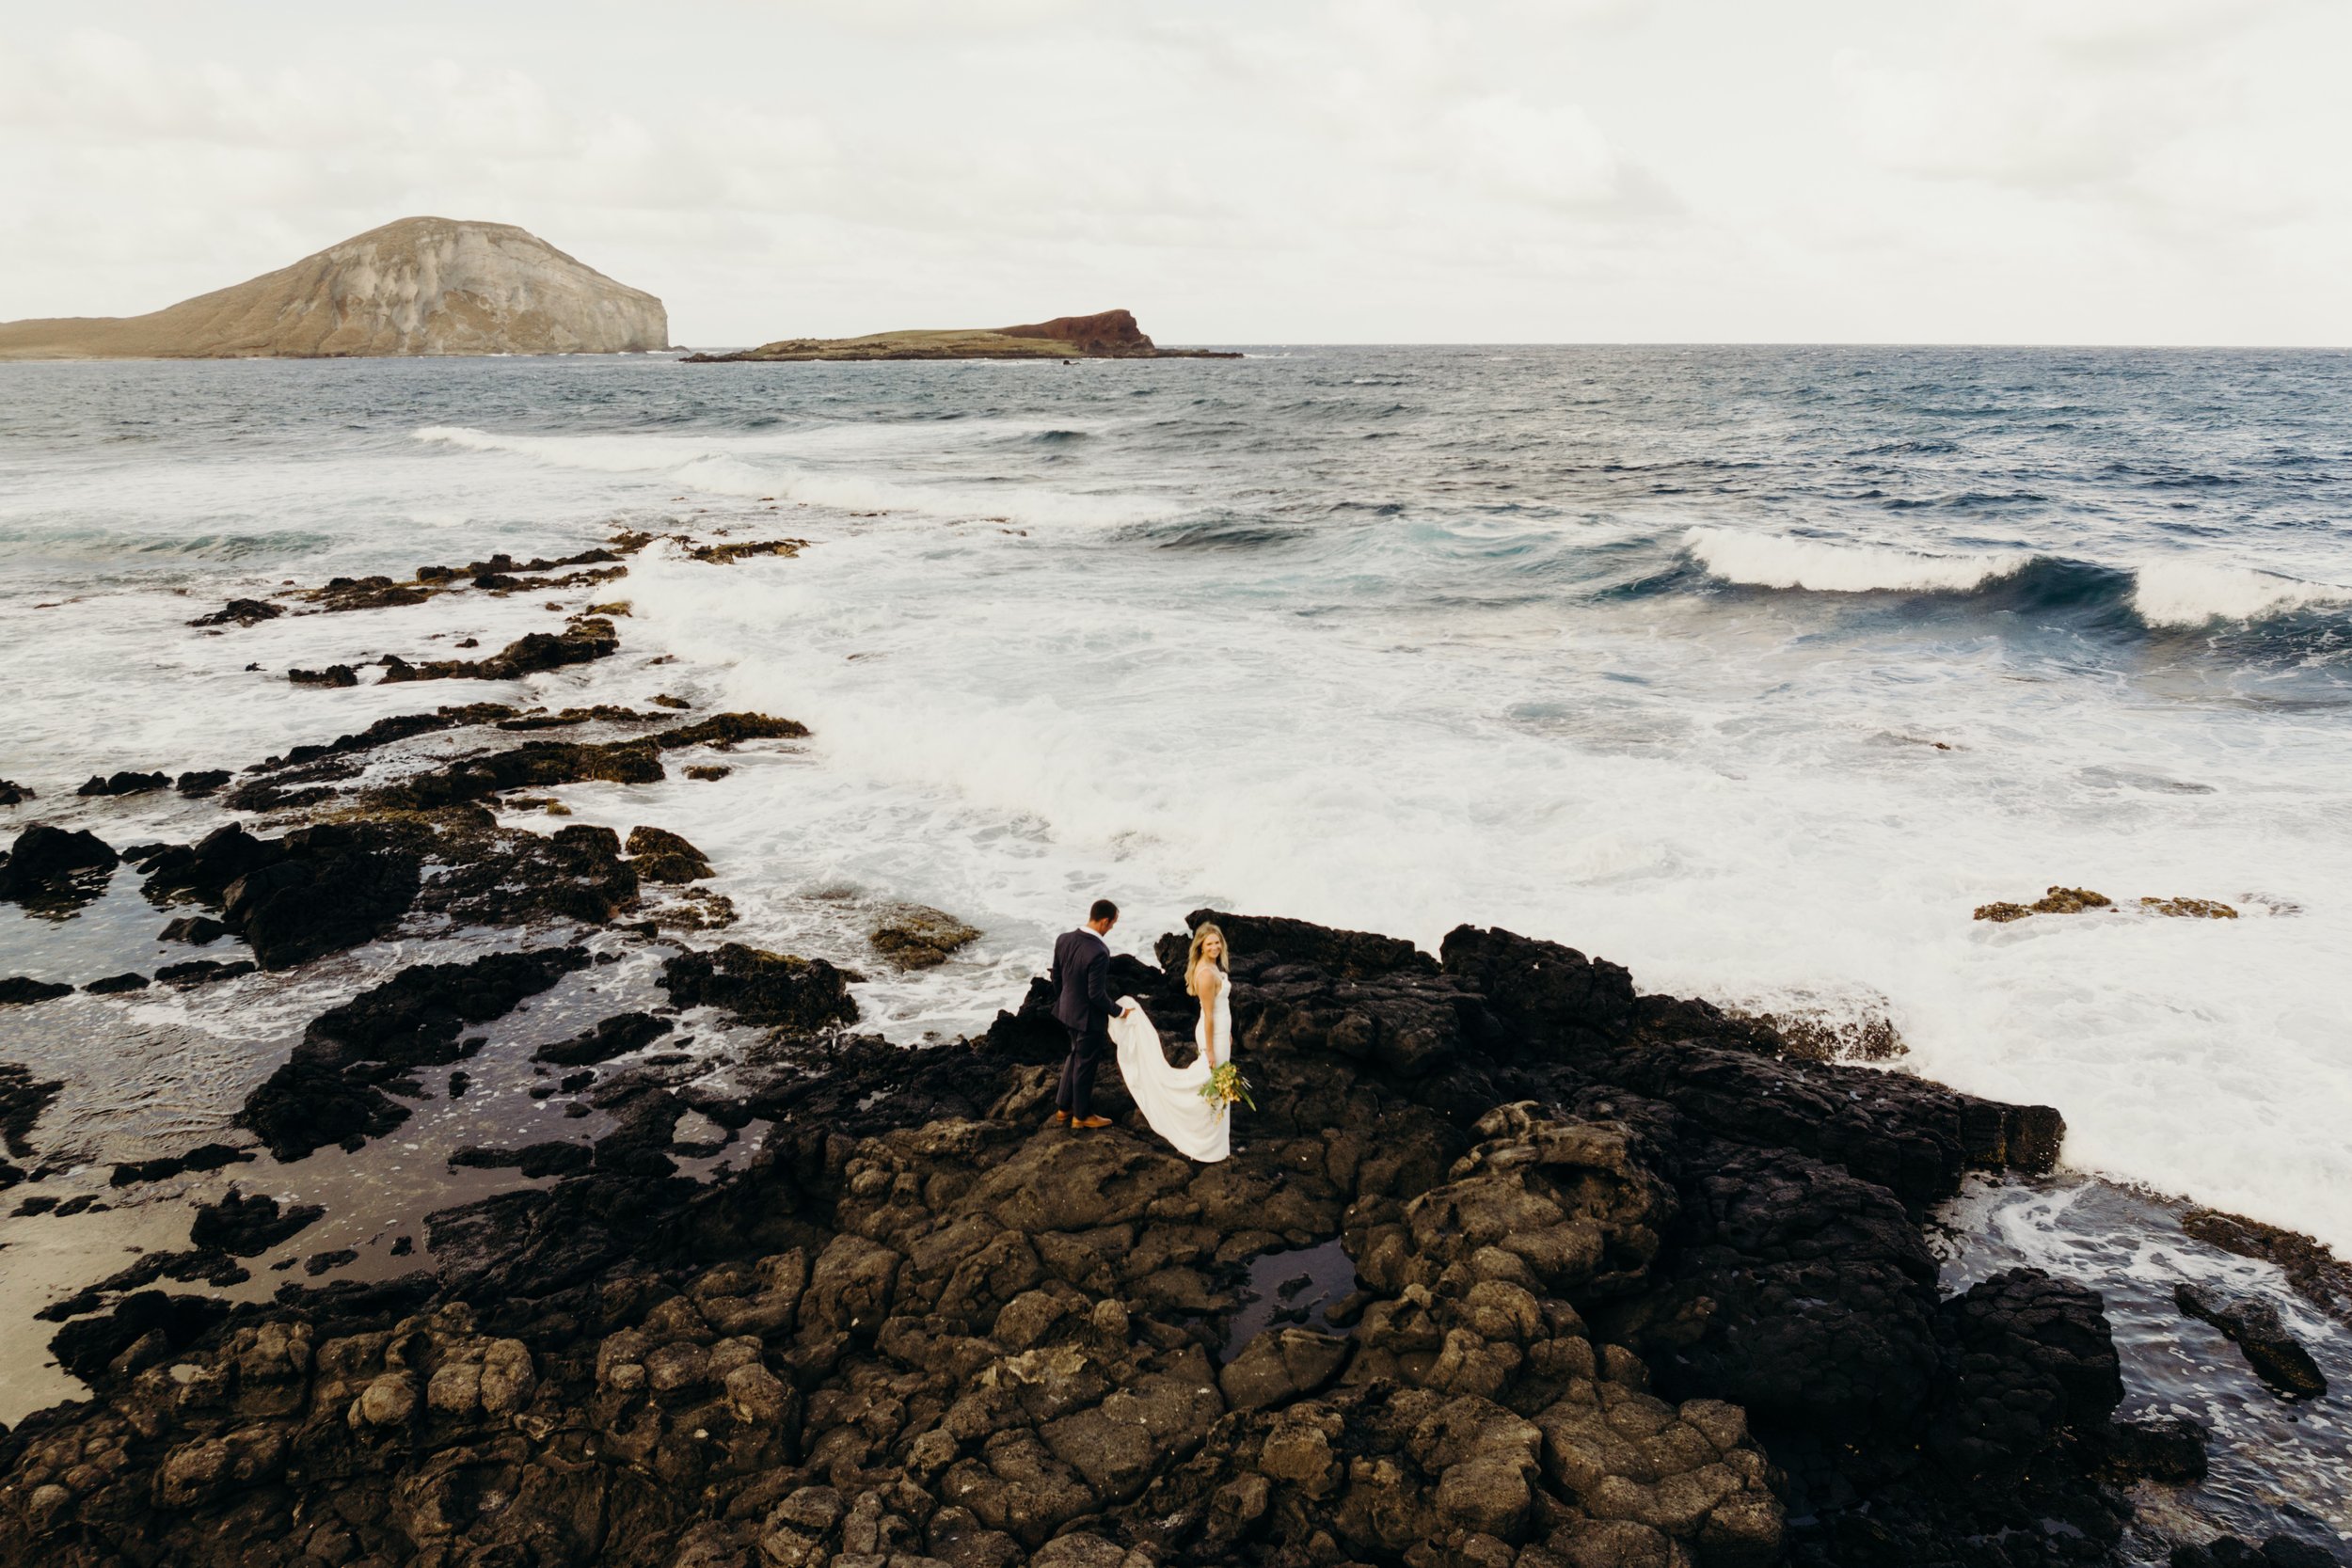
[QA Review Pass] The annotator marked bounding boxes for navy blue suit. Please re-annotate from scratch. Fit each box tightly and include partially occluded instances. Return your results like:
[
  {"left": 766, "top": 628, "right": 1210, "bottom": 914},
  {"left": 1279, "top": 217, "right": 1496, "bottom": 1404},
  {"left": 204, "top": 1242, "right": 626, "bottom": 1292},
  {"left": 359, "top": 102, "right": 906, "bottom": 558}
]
[{"left": 1050, "top": 927, "right": 1119, "bottom": 1117}]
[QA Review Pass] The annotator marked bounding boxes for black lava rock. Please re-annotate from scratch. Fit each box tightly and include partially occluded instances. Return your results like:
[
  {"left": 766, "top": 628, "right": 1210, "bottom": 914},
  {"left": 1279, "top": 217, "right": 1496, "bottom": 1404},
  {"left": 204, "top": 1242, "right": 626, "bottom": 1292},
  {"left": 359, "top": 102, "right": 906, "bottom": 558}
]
[
  {"left": 82, "top": 973, "right": 150, "bottom": 994},
  {"left": 75, "top": 770, "right": 169, "bottom": 797},
  {"left": 2176, "top": 1280, "right": 2328, "bottom": 1398},
  {"left": 659, "top": 943, "right": 860, "bottom": 1032},
  {"left": 187, "top": 1186, "right": 325, "bottom": 1257},
  {"left": 0, "top": 823, "right": 118, "bottom": 908},
  {"left": 236, "top": 947, "right": 590, "bottom": 1161},
  {"left": 532, "top": 1010, "right": 674, "bottom": 1067},
  {"left": 187, "top": 598, "right": 283, "bottom": 627}
]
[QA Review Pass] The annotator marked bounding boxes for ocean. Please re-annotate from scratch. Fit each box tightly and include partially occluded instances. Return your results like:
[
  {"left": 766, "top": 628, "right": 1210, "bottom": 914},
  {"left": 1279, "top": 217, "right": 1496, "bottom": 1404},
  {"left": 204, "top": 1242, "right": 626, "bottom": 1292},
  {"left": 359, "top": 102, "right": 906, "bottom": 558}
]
[
  {"left": 7, "top": 346, "right": 2347, "bottom": 1240},
  {"left": 5, "top": 344, "right": 2350, "bottom": 1533}
]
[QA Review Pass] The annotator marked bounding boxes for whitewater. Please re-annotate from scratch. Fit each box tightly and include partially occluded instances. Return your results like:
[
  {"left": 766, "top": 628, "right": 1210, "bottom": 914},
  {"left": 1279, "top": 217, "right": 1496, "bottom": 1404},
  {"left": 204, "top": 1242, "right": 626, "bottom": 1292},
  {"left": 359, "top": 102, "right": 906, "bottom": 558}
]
[{"left": 4, "top": 344, "right": 2351, "bottom": 1262}]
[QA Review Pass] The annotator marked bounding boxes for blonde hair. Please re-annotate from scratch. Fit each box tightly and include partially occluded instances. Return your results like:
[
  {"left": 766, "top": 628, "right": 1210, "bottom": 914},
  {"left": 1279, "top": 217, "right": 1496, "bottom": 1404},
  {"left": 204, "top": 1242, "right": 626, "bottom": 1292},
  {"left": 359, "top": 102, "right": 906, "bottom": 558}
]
[{"left": 1185, "top": 922, "right": 1231, "bottom": 996}]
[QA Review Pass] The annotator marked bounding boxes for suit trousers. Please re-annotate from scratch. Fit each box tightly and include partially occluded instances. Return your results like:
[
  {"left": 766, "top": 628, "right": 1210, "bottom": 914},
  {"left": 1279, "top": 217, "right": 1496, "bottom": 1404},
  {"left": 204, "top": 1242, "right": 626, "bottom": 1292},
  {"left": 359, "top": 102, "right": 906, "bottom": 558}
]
[{"left": 1057, "top": 1021, "right": 1109, "bottom": 1117}]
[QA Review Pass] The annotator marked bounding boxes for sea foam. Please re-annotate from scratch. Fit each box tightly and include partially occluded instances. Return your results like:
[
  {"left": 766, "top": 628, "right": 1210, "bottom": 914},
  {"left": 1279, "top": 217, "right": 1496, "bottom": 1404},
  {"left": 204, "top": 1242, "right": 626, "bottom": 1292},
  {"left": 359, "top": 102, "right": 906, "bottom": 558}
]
[
  {"left": 1685, "top": 526, "right": 2030, "bottom": 593},
  {"left": 2129, "top": 558, "right": 2352, "bottom": 627}
]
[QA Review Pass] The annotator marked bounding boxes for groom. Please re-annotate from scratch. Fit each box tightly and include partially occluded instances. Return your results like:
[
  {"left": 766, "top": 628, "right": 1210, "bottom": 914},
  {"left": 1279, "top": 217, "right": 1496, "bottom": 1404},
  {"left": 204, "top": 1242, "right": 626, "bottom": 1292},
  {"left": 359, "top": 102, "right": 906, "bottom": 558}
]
[{"left": 1047, "top": 898, "right": 1133, "bottom": 1131}]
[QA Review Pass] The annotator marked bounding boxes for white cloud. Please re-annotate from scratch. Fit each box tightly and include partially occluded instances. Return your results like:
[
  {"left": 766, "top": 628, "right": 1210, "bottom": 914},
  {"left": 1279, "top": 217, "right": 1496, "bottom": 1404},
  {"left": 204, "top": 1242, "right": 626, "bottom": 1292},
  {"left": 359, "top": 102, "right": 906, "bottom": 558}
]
[
  {"left": 1443, "top": 94, "right": 1643, "bottom": 212},
  {"left": 0, "top": 0, "right": 2347, "bottom": 342},
  {"left": 1831, "top": 0, "right": 2323, "bottom": 222}
]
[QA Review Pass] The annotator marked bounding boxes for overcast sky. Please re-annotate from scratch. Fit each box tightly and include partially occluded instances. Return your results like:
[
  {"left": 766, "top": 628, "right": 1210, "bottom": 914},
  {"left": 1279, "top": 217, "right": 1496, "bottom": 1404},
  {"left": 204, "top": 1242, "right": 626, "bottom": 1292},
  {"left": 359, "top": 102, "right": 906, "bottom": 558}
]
[{"left": 3, "top": 0, "right": 2347, "bottom": 345}]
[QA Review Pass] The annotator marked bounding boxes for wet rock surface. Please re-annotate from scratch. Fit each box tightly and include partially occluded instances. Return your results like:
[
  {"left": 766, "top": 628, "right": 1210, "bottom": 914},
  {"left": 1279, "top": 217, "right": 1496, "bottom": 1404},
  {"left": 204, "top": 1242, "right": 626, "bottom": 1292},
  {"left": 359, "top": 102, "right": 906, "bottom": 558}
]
[
  {"left": 367, "top": 736, "right": 667, "bottom": 808},
  {"left": 188, "top": 598, "right": 283, "bottom": 627},
  {"left": 0, "top": 1063, "right": 64, "bottom": 1186},
  {"left": 532, "top": 1010, "right": 675, "bottom": 1068},
  {"left": 660, "top": 942, "right": 862, "bottom": 1031},
  {"left": 188, "top": 1187, "right": 326, "bottom": 1257},
  {"left": 627, "top": 825, "right": 714, "bottom": 884},
  {"left": 247, "top": 704, "right": 520, "bottom": 772},
  {"left": 2175, "top": 1283, "right": 2328, "bottom": 1399},
  {"left": 1974, "top": 885, "right": 2115, "bottom": 923},
  {"left": 0, "top": 898, "right": 2212, "bottom": 1568},
  {"left": 688, "top": 536, "right": 804, "bottom": 563},
  {"left": 236, "top": 947, "right": 592, "bottom": 1161},
  {"left": 74, "top": 769, "right": 169, "bottom": 798},
  {"left": 870, "top": 904, "right": 983, "bottom": 970},
  {"left": 2180, "top": 1210, "right": 2352, "bottom": 1327},
  {"left": 0, "top": 824, "right": 119, "bottom": 914},
  {"left": 108, "top": 1145, "right": 254, "bottom": 1188},
  {"left": 139, "top": 822, "right": 422, "bottom": 971},
  {"left": 0, "top": 977, "right": 74, "bottom": 1006},
  {"left": 80, "top": 972, "right": 150, "bottom": 994},
  {"left": 378, "top": 613, "right": 621, "bottom": 683}
]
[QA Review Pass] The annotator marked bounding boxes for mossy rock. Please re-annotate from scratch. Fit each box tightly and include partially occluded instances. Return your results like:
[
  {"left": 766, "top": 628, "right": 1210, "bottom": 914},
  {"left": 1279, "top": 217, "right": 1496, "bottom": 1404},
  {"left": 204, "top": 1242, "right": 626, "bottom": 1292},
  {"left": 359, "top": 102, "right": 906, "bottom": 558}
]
[{"left": 869, "top": 905, "right": 982, "bottom": 970}]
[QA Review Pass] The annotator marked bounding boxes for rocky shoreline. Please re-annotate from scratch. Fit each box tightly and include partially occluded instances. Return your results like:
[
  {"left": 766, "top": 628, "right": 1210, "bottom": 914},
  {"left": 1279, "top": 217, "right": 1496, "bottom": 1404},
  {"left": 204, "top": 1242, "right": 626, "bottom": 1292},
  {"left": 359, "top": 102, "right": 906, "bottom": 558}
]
[{"left": 0, "top": 536, "right": 2344, "bottom": 1568}]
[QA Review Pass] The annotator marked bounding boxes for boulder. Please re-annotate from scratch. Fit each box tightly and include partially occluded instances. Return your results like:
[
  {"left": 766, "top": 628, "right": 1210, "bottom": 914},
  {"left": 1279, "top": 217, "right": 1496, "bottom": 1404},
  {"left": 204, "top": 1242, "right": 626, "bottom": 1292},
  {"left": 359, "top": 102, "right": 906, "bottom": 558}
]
[
  {"left": 140, "top": 821, "right": 421, "bottom": 970},
  {"left": 188, "top": 1187, "right": 326, "bottom": 1257},
  {"left": 627, "top": 825, "right": 713, "bottom": 884},
  {"left": 75, "top": 770, "right": 169, "bottom": 797},
  {"left": 1219, "top": 1328, "right": 1350, "bottom": 1411},
  {"left": 187, "top": 599, "right": 283, "bottom": 627},
  {"left": 660, "top": 943, "right": 860, "bottom": 1032},
  {"left": 2176, "top": 1281, "right": 2328, "bottom": 1399},
  {"left": 1154, "top": 907, "right": 1436, "bottom": 980},
  {"left": 0, "top": 823, "right": 118, "bottom": 906},
  {"left": 869, "top": 905, "right": 982, "bottom": 970},
  {"left": 1439, "top": 925, "right": 1636, "bottom": 1056},
  {"left": 533, "top": 1011, "right": 675, "bottom": 1067}
]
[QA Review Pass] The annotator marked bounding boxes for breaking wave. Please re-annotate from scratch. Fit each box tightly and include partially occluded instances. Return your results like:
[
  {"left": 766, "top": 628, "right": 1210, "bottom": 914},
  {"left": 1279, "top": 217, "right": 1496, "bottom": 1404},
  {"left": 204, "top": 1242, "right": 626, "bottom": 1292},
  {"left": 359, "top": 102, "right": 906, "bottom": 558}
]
[
  {"left": 1685, "top": 526, "right": 2352, "bottom": 629},
  {"left": 1684, "top": 526, "right": 2031, "bottom": 594}
]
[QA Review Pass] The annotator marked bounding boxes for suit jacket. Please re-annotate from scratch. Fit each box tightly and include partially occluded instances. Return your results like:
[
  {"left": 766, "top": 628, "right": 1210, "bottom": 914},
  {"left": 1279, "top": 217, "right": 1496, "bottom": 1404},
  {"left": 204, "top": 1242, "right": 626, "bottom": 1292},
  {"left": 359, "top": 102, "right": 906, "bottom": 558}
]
[{"left": 1050, "top": 928, "right": 1118, "bottom": 1034}]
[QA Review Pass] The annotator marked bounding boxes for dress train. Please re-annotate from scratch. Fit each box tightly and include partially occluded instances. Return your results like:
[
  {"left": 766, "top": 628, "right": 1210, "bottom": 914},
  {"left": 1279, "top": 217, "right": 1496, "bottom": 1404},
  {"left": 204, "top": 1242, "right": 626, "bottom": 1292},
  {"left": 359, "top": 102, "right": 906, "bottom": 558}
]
[{"left": 1106, "top": 986, "right": 1232, "bottom": 1163}]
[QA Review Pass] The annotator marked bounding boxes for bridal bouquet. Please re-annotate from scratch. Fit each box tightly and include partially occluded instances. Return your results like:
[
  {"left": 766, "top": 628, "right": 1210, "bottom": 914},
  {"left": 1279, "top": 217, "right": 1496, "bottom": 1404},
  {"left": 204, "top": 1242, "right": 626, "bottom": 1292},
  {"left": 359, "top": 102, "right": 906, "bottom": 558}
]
[{"left": 1198, "top": 1062, "right": 1255, "bottom": 1115}]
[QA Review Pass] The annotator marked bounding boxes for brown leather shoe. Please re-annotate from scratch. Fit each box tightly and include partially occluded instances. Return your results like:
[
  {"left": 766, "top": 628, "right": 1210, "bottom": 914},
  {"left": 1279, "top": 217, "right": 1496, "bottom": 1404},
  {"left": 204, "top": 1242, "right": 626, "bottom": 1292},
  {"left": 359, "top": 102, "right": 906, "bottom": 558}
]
[
  {"left": 1070, "top": 1115, "right": 1113, "bottom": 1131},
  {"left": 1044, "top": 1110, "right": 1070, "bottom": 1128}
]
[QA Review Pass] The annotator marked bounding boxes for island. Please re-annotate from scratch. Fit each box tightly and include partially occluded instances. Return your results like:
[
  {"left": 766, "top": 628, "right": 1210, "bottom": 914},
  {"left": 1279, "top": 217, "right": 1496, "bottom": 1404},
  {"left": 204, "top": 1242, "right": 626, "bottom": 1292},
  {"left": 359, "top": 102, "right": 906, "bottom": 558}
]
[
  {"left": 681, "top": 309, "right": 1237, "bottom": 362},
  {"left": 0, "top": 217, "right": 669, "bottom": 359}
]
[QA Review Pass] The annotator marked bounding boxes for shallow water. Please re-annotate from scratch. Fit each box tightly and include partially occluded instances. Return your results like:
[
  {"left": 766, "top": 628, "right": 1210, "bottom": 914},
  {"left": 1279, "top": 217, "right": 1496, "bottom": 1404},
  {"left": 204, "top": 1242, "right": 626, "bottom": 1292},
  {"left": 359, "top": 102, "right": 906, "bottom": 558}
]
[
  {"left": 1219, "top": 1236, "right": 1359, "bottom": 1363},
  {"left": 1936, "top": 1174, "right": 2352, "bottom": 1555},
  {"left": 0, "top": 911, "right": 775, "bottom": 1421}
]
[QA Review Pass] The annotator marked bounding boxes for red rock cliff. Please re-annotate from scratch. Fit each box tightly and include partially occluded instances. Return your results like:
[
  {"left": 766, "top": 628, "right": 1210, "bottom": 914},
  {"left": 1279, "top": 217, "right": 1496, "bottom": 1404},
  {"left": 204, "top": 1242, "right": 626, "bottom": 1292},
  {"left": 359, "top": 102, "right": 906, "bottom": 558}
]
[{"left": 993, "top": 309, "right": 1156, "bottom": 356}]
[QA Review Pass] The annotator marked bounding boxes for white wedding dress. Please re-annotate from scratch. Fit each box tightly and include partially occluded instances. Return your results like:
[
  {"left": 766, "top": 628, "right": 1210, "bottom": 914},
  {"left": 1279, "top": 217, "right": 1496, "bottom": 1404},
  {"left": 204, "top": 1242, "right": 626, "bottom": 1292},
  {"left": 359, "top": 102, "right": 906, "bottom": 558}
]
[{"left": 1107, "top": 978, "right": 1233, "bottom": 1163}]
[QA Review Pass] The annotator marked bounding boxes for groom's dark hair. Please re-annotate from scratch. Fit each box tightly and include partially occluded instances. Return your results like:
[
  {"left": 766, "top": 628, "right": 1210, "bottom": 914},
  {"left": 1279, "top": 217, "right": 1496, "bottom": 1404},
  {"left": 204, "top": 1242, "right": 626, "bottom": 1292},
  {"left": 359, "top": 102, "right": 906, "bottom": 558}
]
[{"left": 1089, "top": 898, "right": 1119, "bottom": 923}]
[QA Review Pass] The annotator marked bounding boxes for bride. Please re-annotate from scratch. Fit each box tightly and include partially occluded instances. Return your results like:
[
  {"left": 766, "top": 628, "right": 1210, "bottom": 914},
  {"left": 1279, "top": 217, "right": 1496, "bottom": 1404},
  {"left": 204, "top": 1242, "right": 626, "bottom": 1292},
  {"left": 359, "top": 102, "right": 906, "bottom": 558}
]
[{"left": 1106, "top": 922, "right": 1234, "bottom": 1163}]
